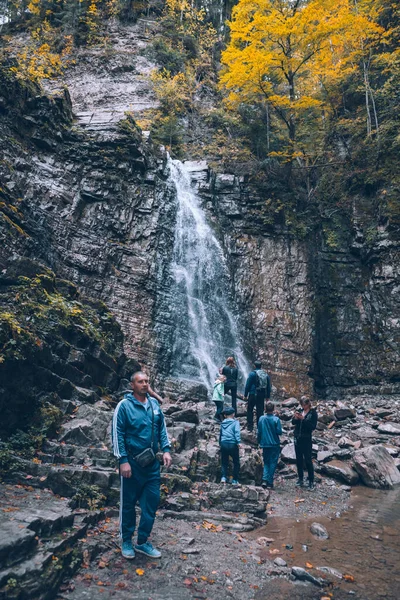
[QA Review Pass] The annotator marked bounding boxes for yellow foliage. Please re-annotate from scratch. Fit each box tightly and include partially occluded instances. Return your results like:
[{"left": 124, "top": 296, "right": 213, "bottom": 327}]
[
  {"left": 151, "top": 68, "right": 194, "bottom": 114},
  {"left": 219, "top": 0, "right": 385, "bottom": 145},
  {"left": 9, "top": 21, "right": 73, "bottom": 83}
]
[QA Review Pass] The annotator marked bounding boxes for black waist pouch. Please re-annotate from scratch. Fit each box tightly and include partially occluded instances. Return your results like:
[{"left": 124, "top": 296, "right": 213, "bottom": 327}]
[{"left": 133, "top": 447, "right": 156, "bottom": 468}]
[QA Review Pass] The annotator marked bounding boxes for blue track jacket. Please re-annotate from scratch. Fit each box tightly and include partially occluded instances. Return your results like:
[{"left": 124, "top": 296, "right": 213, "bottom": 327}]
[
  {"left": 219, "top": 418, "right": 241, "bottom": 445},
  {"left": 258, "top": 414, "right": 282, "bottom": 447},
  {"left": 112, "top": 393, "right": 170, "bottom": 465}
]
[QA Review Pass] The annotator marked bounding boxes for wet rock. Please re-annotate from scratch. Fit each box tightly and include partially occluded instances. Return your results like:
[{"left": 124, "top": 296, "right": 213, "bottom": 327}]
[
  {"left": 59, "top": 419, "right": 92, "bottom": 444},
  {"left": 279, "top": 410, "right": 293, "bottom": 421},
  {"left": 310, "top": 522, "right": 329, "bottom": 539},
  {"left": 334, "top": 408, "right": 355, "bottom": 421},
  {"left": 317, "top": 451, "right": 333, "bottom": 463},
  {"left": 338, "top": 436, "right": 356, "bottom": 448},
  {"left": 291, "top": 566, "right": 324, "bottom": 587},
  {"left": 197, "top": 483, "right": 269, "bottom": 515},
  {"left": 353, "top": 426, "right": 380, "bottom": 440},
  {"left": 282, "top": 398, "right": 298, "bottom": 408},
  {"left": 281, "top": 443, "right": 296, "bottom": 463},
  {"left": 0, "top": 522, "right": 37, "bottom": 568},
  {"left": 334, "top": 448, "right": 353, "bottom": 460},
  {"left": 377, "top": 422, "right": 400, "bottom": 435},
  {"left": 162, "top": 510, "right": 261, "bottom": 531},
  {"left": 170, "top": 408, "right": 199, "bottom": 425},
  {"left": 316, "top": 566, "right": 343, "bottom": 579},
  {"left": 353, "top": 445, "right": 400, "bottom": 488},
  {"left": 384, "top": 446, "right": 399, "bottom": 457},
  {"left": 318, "top": 460, "right": 359, "bottom": 485}
]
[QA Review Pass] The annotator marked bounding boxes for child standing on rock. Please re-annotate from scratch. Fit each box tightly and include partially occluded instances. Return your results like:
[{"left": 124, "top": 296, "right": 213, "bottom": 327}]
[
  {"left": 212, "top": 374, "right": 226, "bottom": 422},
  {"left": 219, "top": 407, "right": 241, "bottom": 484},
  {"left": 258, "top": 402, "right": 282, "bottom": 489}
]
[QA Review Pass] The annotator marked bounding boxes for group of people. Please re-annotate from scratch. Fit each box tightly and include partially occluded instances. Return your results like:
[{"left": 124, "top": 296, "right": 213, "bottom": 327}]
[
  {"left": 212, "top": 357, "right": 272, "bottom": 432},
  {"left": 111, "top": 363, "right": 317, "bottom": 561}
]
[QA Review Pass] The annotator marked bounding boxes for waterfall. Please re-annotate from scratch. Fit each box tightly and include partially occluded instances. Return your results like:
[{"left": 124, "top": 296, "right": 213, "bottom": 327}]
[{"left": 169, "top": 158, "right": 250, "bottom": 389}]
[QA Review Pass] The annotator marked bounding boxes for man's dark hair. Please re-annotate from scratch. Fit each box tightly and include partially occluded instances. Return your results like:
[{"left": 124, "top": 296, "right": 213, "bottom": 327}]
[
  {"left": 265, "top": 402, "right": 274, "bottom": 413},
  {"left": 254, "top": 360, "right": 262, "bottom": 369}
]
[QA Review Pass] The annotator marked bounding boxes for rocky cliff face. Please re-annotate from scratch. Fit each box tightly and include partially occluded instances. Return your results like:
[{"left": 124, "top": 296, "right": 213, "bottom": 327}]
[
  {"left": 0, "top": 24, "right": 178, "bottom": 379},
  {"left": 1, "top": 20, "right": 399, "bottom": 401},
  {"left": 186, "top": 163, "right": 400, "bottom": 399}
]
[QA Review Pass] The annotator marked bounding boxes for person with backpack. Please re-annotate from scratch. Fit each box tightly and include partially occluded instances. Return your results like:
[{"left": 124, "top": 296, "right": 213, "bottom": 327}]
[
  {"left": 292, "top": 397, "right": 318, "bottom": 490},
  {"left": 244, "top": 360, "right": 271, "bottom": 432},
  {"left": 258, "top": 402, "right": 282, "bottom": 489},
  {"left": 219, "top": 406, "right": 241, "bottom": 484}
]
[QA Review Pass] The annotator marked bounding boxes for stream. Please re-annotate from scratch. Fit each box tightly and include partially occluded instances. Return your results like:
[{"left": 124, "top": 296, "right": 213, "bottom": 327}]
[{"left": 251, "top": 486, "right": 400, "bottom": 600}]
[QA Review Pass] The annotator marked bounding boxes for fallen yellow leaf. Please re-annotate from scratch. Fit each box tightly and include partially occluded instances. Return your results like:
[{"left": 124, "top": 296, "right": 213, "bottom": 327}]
[{"left": 136, "top": 568, "right": 145, "bottom": 576}]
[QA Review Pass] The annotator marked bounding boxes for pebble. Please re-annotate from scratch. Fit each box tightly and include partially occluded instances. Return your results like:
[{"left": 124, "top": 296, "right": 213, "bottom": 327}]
[{"left": 310, "top": 522, "right": 330, "bottom": 539}]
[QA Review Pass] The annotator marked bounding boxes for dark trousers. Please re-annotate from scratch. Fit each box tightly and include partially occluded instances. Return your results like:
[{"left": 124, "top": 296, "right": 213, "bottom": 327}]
[
  {"left": 294, "top": 437, "right": 314, "bottom": 483},
  {"left": 214, "top": 401, "right": 224, "bottom": 421},
  {"left": 120, "top": 458, "right": 161, "bottom": 543},
  {"left": 247, "top": 391, "right": 265, "bottom": 431},
  {"left": 220, "top": 442, "right": 240, "bottom": 480},
  {"left": 224, "top": 384, "right": 237, "bottom": 414},
  {"left": 262, "top": 446, "right": 280, "bottom": 484}
]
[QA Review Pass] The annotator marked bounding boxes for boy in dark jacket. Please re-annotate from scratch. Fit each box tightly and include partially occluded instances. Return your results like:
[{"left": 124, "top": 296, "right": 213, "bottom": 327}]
[
  {"left": 219, "top": 407, "right": 241, "bottom": 484},
  {"left": 258, "top": 402, "right": 282, "bottom": 489}
]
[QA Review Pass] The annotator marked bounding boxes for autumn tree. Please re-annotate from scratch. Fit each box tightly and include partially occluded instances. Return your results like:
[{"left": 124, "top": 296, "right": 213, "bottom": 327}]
[{"left": 219, "top": 0, "right": 383, "bottom": 159}]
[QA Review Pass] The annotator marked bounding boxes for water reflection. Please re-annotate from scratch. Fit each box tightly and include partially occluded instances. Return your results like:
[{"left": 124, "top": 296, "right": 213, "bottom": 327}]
[{"left": 251, "top": 487, "right": 400, "bottom": 600}]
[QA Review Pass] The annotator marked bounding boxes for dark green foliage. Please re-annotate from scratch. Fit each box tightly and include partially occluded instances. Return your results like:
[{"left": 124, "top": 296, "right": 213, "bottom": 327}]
[
  {"left": 148, "top": 38, "right": 185, "bottom": 76},
  {"left": 0, "top": 444, "right": 20, "bottom": 480},
  {"left": 150, "top": 115, "right": 183, "bottom": 152},
  {"left": 70, "top": 484, "right": 106, "bottom": 510}
]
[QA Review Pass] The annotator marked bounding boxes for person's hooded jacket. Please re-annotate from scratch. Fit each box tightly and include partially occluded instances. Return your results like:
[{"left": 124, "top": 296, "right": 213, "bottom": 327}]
[
  {"left": 219, "top": 418, "right": 241, "bottom": 445},
  {"left": 112, "top": 392, "right": 170, "bottom": 465},
  {"left": 212, "top": 380, "right": 225, "bottom": 403}
]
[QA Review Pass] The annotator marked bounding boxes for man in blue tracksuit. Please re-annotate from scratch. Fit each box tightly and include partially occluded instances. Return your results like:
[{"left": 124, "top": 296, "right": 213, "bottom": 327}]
[
  {"left": 112, "top": 371, "right": 171, "bottom": 560},
  {"left": 258, "top": 402, "right": 282, "bottom": 489}
]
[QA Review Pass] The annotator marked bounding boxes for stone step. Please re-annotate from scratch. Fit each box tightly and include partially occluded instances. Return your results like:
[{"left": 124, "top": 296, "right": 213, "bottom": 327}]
[
  {"left": 0, "top": 521, "right": 37, "bottom": 569},
  {"left": 12, "top": 461, "right": 119, "bottom": 499},
  {"left": 0, "top": 484, "right": 116, "bottom": 598}
]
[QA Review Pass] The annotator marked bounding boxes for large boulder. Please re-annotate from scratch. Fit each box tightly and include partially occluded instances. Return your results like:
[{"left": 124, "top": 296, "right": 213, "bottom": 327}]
[
  {"left": 352, "top": 445, "right": 400, "bottom": 488},
  {"left": 281, "top": 443, "right": 296, "bottom": 463},
  {"left": 170, "top": 408, "right": 199, "bottom": 425},
  {"left": 318, "top": 460, "right": 359, "bottom": 485}
]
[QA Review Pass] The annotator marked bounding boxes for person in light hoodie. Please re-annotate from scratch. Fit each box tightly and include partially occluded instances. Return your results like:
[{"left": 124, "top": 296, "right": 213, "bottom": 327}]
[
  {"left": 212, "top": 373, "right": 226, "bottom": 422},
  {"left": 219, "top": 406, "right": 241, "bottom": 484}
]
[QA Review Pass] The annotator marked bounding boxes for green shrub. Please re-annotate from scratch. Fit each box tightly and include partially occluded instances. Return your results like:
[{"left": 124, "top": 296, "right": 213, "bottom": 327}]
[{"left": 70, "top": 484, "right": 106, "bottom": 510}]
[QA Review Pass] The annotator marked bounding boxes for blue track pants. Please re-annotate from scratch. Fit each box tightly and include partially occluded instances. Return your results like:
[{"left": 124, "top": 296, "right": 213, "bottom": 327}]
[{"left": 119, "top": 458, "right": 161, "bottom": 544}]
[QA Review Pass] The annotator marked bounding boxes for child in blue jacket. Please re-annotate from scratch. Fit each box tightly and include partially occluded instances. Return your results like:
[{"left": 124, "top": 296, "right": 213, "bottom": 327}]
[
  {"left": 258, "top": 402, "right": 282, "bottom": 489},
  {"left": 219, "top": 407, "right": 241, "bottom": 484}
]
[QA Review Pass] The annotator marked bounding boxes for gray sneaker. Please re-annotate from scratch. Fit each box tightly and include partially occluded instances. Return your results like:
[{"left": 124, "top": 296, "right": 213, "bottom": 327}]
[{"left": 121, "top": 540, "right": 135, "bottom": 559}]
